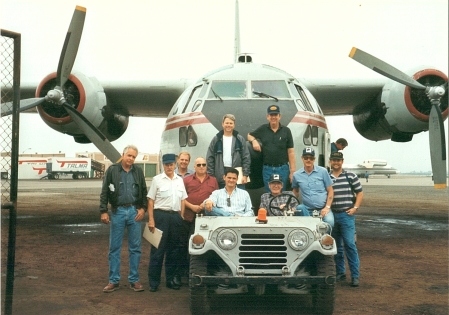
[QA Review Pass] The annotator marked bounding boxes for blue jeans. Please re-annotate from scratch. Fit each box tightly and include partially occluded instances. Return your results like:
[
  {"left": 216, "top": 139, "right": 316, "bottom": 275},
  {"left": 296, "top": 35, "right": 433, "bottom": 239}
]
[
  {"left": 204, "top": 207, "right": 232, "bottom": 216},
  {"left": 294, "top": 205, "right": 310, "bottom": 216},
  {"left": 296, "top": 204, "right": 335, "bottom": 227},
  {"left": 262, "top": 164, "right": 290, "bottom": 192},
  {"left": 109, "top": 206, "right": 142, "bottom": 284},
  {"left": 332, "top": 211, "right": 359, "bottom": 279}
]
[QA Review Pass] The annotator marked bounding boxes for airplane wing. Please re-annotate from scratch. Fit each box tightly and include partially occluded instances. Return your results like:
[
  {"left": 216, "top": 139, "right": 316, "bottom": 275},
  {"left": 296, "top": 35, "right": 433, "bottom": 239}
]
[
  {"left": 301, "top": 77, "right": 385, "bottom": 115},
  {"left": 18, "top": 77, "right": 384, "bottom": 117}
]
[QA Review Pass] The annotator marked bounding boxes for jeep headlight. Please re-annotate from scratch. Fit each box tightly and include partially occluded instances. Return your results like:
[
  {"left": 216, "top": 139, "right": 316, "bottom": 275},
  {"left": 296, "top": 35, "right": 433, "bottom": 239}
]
[
  {"left": 288, "top": 229, "right": 309, "bottom": 251},
  {"left": 217, "top": 229, "right": 238, "bottom": 250}
]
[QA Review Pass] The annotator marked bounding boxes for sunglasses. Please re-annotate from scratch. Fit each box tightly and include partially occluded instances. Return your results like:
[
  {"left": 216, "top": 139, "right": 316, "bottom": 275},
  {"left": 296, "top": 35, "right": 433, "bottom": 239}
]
[
  {"left": 196, "top": 163, "right": 207, "bottom": 167},
  {"left": 227, "top": 197, "right": 231, "bottom": 207},
  {"left": 302, "top": 156, "right": 315, "bottom": 161}
]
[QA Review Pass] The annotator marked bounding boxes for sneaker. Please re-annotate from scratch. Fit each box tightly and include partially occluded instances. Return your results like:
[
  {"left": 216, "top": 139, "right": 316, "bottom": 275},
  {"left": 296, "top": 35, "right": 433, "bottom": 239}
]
[
  {"left": 103, "top": 283, "right": 119, "bottom": 293},
  {"left": 351, "top": 278, "right": 359, "bottom": 287},
  {"left": 336, "top": 273, "right": 346, "bottom": 282},
  {"left": 129, "top": 282, "right": 144, "bottom": 292}
]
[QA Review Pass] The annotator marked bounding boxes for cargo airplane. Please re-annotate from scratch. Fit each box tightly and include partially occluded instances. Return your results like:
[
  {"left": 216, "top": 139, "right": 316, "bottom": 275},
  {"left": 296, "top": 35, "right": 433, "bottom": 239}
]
[
  {"left": 1, "top": 2, "right": 448, "bottom": 189},
  {"left": 343, "top": 160, "right": 399, "bottom": 178}
]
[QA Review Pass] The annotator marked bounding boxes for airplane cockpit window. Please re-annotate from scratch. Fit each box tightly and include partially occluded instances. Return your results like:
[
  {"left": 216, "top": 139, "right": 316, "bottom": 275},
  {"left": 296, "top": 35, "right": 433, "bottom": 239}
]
[
  {"left": 182, "top": 84, "right": 204, "bottom": 113},
  {"left": 251, "top": 80, "right": 290, "bottom": 99},
  {"left": 302, "top": 125, "right": 319, "bottom": 146},
  {"left": 207, "top": 81, "right": 247, "bottom": 99},
  {"left": 289, "top": 83, "right": 314, "bottom": 112}
]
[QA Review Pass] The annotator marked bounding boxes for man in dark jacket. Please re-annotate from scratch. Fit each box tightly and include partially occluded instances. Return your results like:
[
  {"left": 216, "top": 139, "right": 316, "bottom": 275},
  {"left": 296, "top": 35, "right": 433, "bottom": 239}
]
[
  {"left": 206, "top": 114, "right": 251, "bottom": 188},
  {"left": 100, "top": 145, "right": 148, "bottom": 293}
]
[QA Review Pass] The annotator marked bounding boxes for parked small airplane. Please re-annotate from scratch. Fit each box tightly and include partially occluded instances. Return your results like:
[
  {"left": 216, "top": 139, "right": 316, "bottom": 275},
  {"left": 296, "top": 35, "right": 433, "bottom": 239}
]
[
  {"left": 343, "top": 160, "right": 399, "bottom": 178},
  {"left": 1, "top": 2, "right": 447, "bottom": 189}
]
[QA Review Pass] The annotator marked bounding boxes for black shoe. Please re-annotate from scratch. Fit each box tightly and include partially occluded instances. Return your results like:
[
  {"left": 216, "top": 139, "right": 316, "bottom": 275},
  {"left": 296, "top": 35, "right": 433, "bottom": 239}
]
[
  {"left": 166, "top": 280, "right": 181, "bottom": 290},
  {"left": 149, "top": 286, "right": 158, "bottom": 292},
  {"left": 173, "top": 275, "right": 182, "bottom": 286},
  {"left": 336, "top": 273, "right": 346, "bottom": 282}
]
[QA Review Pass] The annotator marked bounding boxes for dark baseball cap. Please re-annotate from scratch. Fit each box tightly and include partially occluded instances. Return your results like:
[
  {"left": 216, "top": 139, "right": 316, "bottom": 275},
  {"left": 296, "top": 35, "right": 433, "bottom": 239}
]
[
  {"left": 269, "top": 173, "right": 283, "bottom": 184},
  {"left": 267, "top": 105, "right": 280, "bottom": 114},
  {"left": 330, "top": 152, "right": 344, "bottom": 160},
  {"left": 302, "top": 147, "right": 315, "bottom": 156},
  {"left": 162, "top": 153, "right": 176, "bottom": 164}
]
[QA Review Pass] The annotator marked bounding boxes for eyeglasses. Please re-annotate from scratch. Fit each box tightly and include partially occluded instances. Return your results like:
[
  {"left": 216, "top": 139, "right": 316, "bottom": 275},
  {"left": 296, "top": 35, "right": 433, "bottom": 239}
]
[
  {"left": 196, "top": 163, "right": 207, "bottom": 167},
  {"left": 227, "top": 197, "right": 231, "bottom": 207},
  {"left": 302, "top": 156, "right": 315, "bottom": 161}
]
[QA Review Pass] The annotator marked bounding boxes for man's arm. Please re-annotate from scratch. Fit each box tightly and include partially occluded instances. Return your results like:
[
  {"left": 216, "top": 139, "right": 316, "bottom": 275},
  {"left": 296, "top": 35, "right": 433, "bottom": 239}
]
[
  {"left": 347, "top": 191, "right": 364, "bottom": 216},
  {"left": 287, "top": 148, "right": 296, "bottom": 183},
  {"left": 206, "top": 137, "right": 216, "bottom": 175},
  {"left": 147, "top": 198, "right": 155, "bottom": 233},
  {"left": 247, "top": 132, "right": 261, "bottom": 152},
  {"left": 320, "top": 185, "right": 334, "bottom": 217},
  {"left": 181, "top": 199, "right": 185, "bottom": 219},
  {"left": 242, "top": 192, "right": 255, "bottom": 217}
]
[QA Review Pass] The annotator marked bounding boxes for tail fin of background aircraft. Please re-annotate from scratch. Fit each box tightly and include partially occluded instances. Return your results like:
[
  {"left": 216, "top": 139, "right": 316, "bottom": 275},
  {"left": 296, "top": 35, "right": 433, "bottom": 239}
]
[{"left": 234, "top": 0, "right": 241, "bottom": 63}]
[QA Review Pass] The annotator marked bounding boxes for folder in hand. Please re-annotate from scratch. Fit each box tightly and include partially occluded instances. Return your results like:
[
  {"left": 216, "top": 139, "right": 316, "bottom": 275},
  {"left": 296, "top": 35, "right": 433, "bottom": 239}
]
[{"left": 143, "top": 224, "right": 163, "bottom": 248}]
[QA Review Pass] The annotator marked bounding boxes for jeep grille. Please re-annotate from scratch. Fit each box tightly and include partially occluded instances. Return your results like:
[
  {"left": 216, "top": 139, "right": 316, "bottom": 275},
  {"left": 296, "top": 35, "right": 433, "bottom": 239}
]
[{"left": 239, "top": 234, "right": 287, "bottom": 270}]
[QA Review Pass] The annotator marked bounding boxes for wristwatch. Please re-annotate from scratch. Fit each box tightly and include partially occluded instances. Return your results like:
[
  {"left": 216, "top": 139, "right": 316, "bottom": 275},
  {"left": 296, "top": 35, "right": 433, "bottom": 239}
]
[
  {"left": 354, "top": 206, "right": 359, "bottom": 209},
  {"left": 325, "top": 206, "right": 330, "bottom": 209}
]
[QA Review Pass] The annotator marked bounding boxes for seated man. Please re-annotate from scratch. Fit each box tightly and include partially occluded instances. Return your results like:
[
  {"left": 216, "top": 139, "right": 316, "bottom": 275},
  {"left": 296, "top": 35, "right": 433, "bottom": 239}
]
[
  {"left": 260, "top": 174, "right": 309, "bottom": 216},
  {"left": 204, "top": 168, "right": 254, "bottom": 217}
]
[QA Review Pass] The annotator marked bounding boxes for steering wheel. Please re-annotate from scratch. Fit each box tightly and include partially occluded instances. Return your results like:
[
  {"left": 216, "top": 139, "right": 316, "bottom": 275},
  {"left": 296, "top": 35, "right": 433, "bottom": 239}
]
[{"left": 268, "top": 193, "right": 301, "bottom": 216}]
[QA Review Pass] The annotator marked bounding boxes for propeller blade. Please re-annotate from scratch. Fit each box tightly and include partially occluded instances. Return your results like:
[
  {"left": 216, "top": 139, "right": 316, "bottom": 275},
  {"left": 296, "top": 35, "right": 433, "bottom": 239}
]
[
  {"left": 428, "top": 102, "right": 447, "bottom": 188},
  {"left": 56, "top": 6, "right": 86, "bottom": 88},
  {"left": 62, "top": 104, "right": 122, "bottom": 163},
  {"left": 349, "top": 47, "right": 427, "bottom": 90},
  {"left": 1, "top": 98, "right": 45, "bottom": 117}
]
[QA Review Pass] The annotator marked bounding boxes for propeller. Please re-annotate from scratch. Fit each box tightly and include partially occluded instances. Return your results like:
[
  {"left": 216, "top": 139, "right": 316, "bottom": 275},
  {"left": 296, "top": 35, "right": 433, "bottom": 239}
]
[
  {"left": 2, "top": 5, "right": 122, "bottom": 162},
  {"left": 349, "top": 47, "right": 447, "bottom": 188}
]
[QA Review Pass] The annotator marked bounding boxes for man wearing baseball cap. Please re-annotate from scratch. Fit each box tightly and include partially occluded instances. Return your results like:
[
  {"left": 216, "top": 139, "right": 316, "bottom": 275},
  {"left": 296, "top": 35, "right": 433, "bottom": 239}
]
[
  {"left": 292, "top": 147, "right": 334, "bottom": 227},
  {"left": 247, "top": 105, "right": 296, "bottom": 192},
  {"left": 259, "top": 173, "right": 309, "bottom": 217},
  {"left": 329, "top": 151, "right": 363, "bottom": 287}
]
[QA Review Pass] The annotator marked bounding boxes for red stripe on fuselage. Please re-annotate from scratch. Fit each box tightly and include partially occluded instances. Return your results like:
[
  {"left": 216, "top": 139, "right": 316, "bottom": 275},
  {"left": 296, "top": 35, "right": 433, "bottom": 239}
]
[
  {"left": 164, "top": 111, "right": 327, "bottom": 131},
  {"left": 165, "top": 112, "right": 210, "bottom": 131}
]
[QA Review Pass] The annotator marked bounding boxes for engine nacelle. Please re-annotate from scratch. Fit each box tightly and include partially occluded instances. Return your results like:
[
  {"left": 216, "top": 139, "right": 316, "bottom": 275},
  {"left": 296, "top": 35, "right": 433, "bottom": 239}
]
[
  {"left": 353, "top": 66, "right": 448, "bottom": 142},
  {"left": 35, "top": 72, "right": 128, "bottom": 143}
]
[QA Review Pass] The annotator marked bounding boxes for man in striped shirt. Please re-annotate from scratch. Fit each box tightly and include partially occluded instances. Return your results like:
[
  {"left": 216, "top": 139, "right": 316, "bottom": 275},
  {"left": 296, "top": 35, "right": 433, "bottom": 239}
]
[{"left": 329, "top": 151, "right": 363, "bottom": 287}]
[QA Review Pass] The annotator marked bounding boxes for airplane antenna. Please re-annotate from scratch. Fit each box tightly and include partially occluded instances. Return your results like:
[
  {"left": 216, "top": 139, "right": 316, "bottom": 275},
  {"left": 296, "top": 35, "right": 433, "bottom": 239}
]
[{"left": 234, "top": 0, "right": 241, "bottom": 63}]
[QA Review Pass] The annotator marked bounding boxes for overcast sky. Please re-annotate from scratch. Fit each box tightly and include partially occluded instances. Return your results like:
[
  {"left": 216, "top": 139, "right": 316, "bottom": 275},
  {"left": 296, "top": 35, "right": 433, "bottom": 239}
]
[{"left": 1, "top": 0, "right": 448, "bottom": 173}]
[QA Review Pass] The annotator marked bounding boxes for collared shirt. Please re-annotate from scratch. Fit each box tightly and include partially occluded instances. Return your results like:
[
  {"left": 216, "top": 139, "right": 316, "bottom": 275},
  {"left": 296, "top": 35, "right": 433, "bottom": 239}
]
[
  {"left": 147, "top": 172, "right": 187, "bottom": 211},
  {"left": 330, "top": 170, "right": 363, "bottom": 211},
  {"left": 249, "top": 123, "right": 293, "bottom": 165},
  {"left": 259, "top": 191, "right": 298, "bottom": 216},
  {"left": 117, "top": 165, "right": 137, "bottom": 205},
  {"left": 206, "top": 187, "right": 254, "bottom": 217},
  {"left": 183, "top": 173, "right": 219, "bottom": 221},
  {"left": 175, "top": 167, "right": 194, "bottom": 178},
  {"left": 292, "top": 166, "right": 332, "bottom": 209}
]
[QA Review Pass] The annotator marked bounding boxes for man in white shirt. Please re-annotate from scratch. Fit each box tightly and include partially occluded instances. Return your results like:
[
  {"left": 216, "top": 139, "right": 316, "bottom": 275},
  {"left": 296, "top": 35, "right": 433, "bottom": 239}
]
[{"left": 147, "top": 153, "right": 187, "bottom": 292}]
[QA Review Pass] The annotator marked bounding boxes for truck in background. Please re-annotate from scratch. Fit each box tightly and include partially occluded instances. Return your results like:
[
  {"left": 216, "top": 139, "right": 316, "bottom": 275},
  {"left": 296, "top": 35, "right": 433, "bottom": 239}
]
[{"left": 46, "top": 157, "right": 92, "bottom": 179}]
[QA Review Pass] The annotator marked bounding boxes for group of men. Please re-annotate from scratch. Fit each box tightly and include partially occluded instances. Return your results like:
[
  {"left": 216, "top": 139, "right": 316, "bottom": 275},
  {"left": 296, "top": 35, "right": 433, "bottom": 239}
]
[{"left": 99, "top": 104, "right": 363, "bottom": 294}]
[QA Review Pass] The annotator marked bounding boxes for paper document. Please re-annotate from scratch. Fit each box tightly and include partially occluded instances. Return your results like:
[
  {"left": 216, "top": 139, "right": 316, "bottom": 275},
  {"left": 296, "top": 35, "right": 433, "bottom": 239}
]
[
  {"left": 143, "top": 225, "right": 163, "bottom": 248},
  {"left": 235, "top": 166, "right": 250, "bottom": 184}
]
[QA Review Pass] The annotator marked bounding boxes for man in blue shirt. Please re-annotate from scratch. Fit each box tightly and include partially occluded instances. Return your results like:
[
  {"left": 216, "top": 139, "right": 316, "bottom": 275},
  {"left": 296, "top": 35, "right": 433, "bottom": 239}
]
[
  {"left": 204, "top": 168, "right": 254, "bottom": 217},
  {"left": 291, "top": 147, "right": 334, "bottom": 227}
]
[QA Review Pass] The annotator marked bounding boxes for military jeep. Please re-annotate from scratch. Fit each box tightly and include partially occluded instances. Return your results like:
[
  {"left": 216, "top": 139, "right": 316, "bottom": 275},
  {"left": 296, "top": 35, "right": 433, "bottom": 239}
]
[{"left": 188, "top": 207, "right": 337, "bottom": 315}]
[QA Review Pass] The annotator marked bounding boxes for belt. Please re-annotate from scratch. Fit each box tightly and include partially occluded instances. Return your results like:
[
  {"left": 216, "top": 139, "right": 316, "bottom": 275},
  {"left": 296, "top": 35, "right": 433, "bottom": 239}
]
[
  {"left": 118, "top": 203, "right": 136, "bottom": 207},
  {"left": 155, "top": 209, "right": 179, "bottom": 214},
  {"left": 264, "top": 163, "right": 287, "bottom": 167}
]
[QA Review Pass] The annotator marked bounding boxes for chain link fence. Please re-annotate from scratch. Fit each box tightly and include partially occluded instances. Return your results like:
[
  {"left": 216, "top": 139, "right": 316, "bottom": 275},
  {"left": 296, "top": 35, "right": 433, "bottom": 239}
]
[{"left": 1, "top": 29, "right": 21, "bottom": 315}]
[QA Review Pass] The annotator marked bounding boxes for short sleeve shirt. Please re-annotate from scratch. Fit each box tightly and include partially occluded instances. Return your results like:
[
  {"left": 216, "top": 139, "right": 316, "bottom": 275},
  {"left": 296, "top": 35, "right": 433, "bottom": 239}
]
[
  {"left": 147, "top": 172, "right": 187, "bottom": 211},
  {"left": 292, "top": 166, "right": 332, "bottom": 209},
  {"left": 249, "top": 123, "right": 293, "bottom": 165}
]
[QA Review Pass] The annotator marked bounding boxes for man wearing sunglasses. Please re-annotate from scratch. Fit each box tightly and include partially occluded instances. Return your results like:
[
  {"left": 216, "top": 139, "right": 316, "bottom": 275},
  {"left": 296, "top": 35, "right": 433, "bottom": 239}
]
[
  {"left": 292, "top": 147, "right": 334, "bottom": 228},
  {"left": 176, "top": 157, "right": 219, "bottom": 286},
  {"left": 204, "top": 167, "right": 254, "bottom": 217}
]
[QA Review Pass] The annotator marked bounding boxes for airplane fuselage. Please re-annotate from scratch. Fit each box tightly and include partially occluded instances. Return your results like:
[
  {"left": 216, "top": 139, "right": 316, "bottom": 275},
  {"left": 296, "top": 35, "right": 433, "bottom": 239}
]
[{"left": 159, "top": 60, "right": 331, "bottom": 187}]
